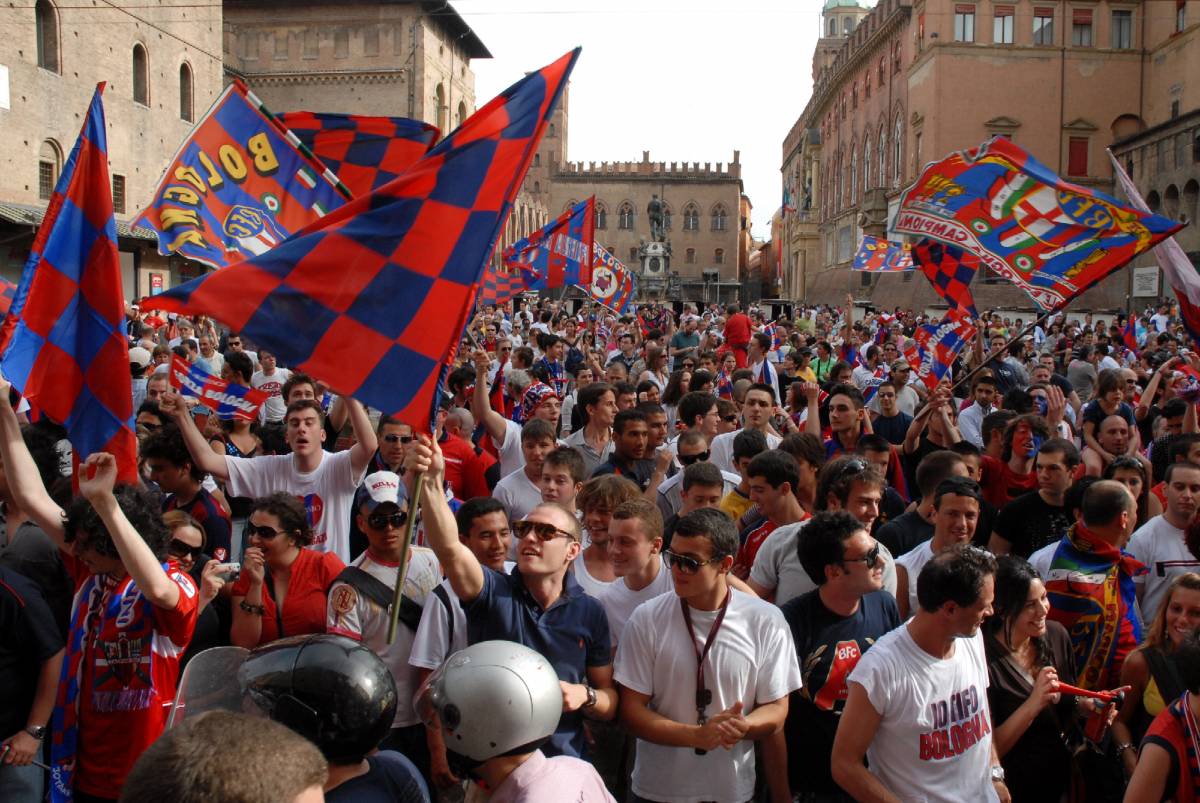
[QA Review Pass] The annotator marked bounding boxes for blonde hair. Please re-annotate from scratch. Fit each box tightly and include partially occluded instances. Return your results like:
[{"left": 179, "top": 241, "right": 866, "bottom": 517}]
[{"left": 1144, "top": 572, "right": 1200, "bottom": 651}]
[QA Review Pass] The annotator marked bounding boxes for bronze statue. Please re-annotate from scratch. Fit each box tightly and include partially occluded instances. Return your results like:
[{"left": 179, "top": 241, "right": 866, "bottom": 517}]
[{"left": 646, "top": 194, "right": 665, "bottom": 242}]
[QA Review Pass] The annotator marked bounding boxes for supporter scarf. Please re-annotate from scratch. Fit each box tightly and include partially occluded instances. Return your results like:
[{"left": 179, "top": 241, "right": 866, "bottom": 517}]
[
  {"left": 1045, "top": 523, "right": 1146, "bottom": 690},
  {"left": 539, "top": 357, "right": 567, "bottom": 398},
  {"left": 1168, "top": 692, "right": 1200, "bottom": 796},
  {"left": 51, "top": 570, "right": 161, "bottom": 802},
  {"left": 715, "top": 370, "right": 734, "bottom": 400},
  {"left": 515, "top": 382, "right": 557, "bottom": 425}
]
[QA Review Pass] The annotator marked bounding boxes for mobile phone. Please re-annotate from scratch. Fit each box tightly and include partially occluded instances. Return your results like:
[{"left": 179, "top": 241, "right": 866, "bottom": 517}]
[{"left": 213, "top": 562, "right": 241, "bottom": 581}]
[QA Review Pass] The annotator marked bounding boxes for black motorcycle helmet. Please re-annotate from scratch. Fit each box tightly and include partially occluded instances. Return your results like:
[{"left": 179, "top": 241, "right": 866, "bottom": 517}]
[{"left": 238, "top": 634, "right": 397, "bottom": 765}]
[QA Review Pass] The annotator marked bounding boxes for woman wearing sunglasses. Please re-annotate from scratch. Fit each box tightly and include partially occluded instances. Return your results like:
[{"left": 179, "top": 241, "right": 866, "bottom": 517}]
[
  {"left": 230, "top": 493, "right": 345, "bottom": 648},
  {"left": 164, "top": 510, "right": 231, "bottom": 670}
]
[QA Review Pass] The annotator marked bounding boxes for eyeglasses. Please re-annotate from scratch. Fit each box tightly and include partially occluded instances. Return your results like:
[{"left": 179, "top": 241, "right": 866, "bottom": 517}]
[
  {"left": 678, "top": 450, "right": 710, "bottom": 466},
  {"left": 664, "top": 549, "right": 721, "bottom": 575},
  {"left": 383, "top": 434, "right": 414, "bottom": 444},
  {"left": 167, "top": 538, "right": 202, "bottom": 559},
  {"left": 513, "top": 519, "right": 575, "bottom": 542},
  {"left": 841, "top": 543, "right": 881, "bottom": 569},
  {"left": 830, "top": 457, "right": 871, "bottom": 483},
  {"left": 246, "top": 523, "right": 288, "bottom": 540},
  {"left": 720, "top": 414, "right": 738, "bottom": 423},
  {"left": 682, "top": 362, "right": 695, "bottom": 368},
  {"left": 367, "top": 511, "right": 408, "bottom": 530}
]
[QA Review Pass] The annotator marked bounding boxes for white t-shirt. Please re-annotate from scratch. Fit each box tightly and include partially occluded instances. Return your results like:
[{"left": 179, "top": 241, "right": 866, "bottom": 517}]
[
  {"left": 654, "top": 467, "right": 742, "bottom": 521},
  {"left": 750, "top": 521, "right": 899, "bottom": 605},
  {"left": 498, "top": 419, "right": 526, "bottom": 478},
  {"left": 1128, "top": 515, "right": 1200, "bottom": 622},
  {"left": 895, "top": 540, "right": 936, "bottom": 616},
  {"left": 224, "top": 449, "right": 365, "bottom": 562},
  {"left": 409, "top": 561, "right": 514, "bottom": 671},
  {"left": 599, "top": 558, "right": 674, "bottom": 648},
  {"left": 709, "top": 429, "right": 782, "bottom": 475},
  {"left": 492, "top": 467, "right": 543, "bottom": 522},
  {"left": 251, "top": 367, "right": 292, "bottom": 423},
  {"left": 848, "top": 626, "right": 999, "bottom": 803},
  {"left": 326, "top": 548, "right": 441, "bottom": 726},
  {"left": 1152, "top": 312, "right": 1172, "bottom": 333},
  {"left": 614, "top": 588, "right": 802, "bottom": 803},
  {"left": 571, "top": 550, "right": 615, "bottom": 599}
]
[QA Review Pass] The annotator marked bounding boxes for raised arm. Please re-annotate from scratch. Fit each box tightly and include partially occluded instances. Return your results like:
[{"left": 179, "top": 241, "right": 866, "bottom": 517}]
[
  {"left": 470, "top": 348, "right": 509, "bottom": 444},
  {"left": 159, "top": 391, "right": 230, "bottom": 480},
  {"left": 802, "top": 382, "right": 822, "bottom": 439},
  {"left": 0, "top": 378, "right": 66, "bottom": 544},
  {"left": 345, "top": 397, "right": 378, "bottom": 477}
]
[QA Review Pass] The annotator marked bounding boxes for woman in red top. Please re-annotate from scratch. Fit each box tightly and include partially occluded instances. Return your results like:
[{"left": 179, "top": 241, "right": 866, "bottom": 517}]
[{"left": 230, "top": 493, "right": 345, "bottom": 647}]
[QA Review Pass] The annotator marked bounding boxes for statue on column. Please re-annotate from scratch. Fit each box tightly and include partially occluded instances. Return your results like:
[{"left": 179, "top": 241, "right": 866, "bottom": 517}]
[{"left": 646, "top": 194, "right": 665, "bottom": 243}]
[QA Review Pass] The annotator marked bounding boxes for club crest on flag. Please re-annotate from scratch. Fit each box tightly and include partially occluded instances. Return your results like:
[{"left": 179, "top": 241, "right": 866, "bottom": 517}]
[
  {"left": 585, "top": 244, "right": 637, "bottom": 313},
  {"left": 852, "top": 235, "right": 915, "bottom": 272},
  {"left": 903, "top": 310, "right": 977, "bottom": 391}
]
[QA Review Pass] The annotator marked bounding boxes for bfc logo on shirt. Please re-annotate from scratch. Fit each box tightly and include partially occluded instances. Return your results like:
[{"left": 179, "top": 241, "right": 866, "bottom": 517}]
[
  {"left": 299, "top": 493, "right": 326, "bottom": 545},
  {"left": 812, "top": 640, "right": 862, "bottom": 711},
  {"left": 919, "top": 684, "right": 991, "bottom": 761}
]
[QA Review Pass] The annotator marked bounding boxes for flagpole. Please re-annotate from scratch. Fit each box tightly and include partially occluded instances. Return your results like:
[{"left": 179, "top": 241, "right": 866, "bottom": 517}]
[
  {"left": 386, "top": 472, "right": 423, "bottom": 644},
  {"left": 946, "top": 306, "right": 1060, "bottom": 397}
]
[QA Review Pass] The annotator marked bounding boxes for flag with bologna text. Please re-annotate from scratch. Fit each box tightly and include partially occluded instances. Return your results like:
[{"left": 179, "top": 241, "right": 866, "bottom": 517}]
[
  {"left": 896, "top": 136, "right": 1182, "bottom": 310},
  {"left": 585, "top": 244, "right": 636, "bottom": 313},
  {"left": 135, "top": 81, "right": 350, "bottom": 269},
  {"left": 142, "top": 50, "right": 580, "bottom": 433},
  {"left": 0, "top": 84, "right": 137, "bottom": 484},
  {"left": 903, "top": 309, "right": 978, "bottom": 391},
  {"left": 852, "top": 235, "right": 915, "bottom": 272},
  {"left": 503, "top": 197, "right": 595, "bottom": 289},
  {"left": 168, "top": 355, "right": 268, "bottom": 420}
]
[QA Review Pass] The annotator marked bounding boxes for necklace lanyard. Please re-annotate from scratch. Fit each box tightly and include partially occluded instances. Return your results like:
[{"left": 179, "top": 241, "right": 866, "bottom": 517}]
[{"left": 680, "top": 589, "right": 731, "bottom": 755}]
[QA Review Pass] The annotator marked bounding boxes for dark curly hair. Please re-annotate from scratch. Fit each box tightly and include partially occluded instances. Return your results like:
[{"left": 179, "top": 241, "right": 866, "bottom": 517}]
[
  {"left": 64, "top": 484, "right": 171, "bottom": 560},
  {"left": 141, "top": 425, "right": 205, "bottom": 482},
  {"left": 250, "top": 493, "right": 313, "bottom": 546}
]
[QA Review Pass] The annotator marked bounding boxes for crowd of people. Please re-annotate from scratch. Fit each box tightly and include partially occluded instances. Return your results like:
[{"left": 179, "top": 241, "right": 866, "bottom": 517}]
[{"left": 3, "top": 293, "right": 1200, "bottom": 802}]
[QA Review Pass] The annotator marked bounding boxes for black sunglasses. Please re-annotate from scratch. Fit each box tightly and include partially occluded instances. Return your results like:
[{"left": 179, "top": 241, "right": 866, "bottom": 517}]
[
  {"left": 367, "top": 511, "right": 408, "bottom": 530},
  {"left": 664, "top": 549, "right": 721, "bottom": 575},
  {"left": 842, "top": 543, "right": 881, "bottom": 569},
  {"left": 513, "top": 519, "right": 575, "bottom": 542},
  {"left": 720, "top": 414, "right": 738, "bottom": 423},
  {"left": 383, "top": 434, "right": 414, "bottom": 444},
  {"left": 246, "top": 524, "right": 287, "bottom": 540},
  {"left": 678, "top": 450, "right": 710, "bottom": 466},
  {"left": 168, "top": 538, "right": 202, "bottom": 559}
]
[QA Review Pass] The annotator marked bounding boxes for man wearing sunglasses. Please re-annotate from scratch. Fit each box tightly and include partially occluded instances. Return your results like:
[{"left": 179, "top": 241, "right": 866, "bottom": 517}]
[
  {"left": 615, "top": 508, "right": 802, "bottom": 803},
  {"left": 326, "top": 470, "right": 442, "bottom": 786},
  {"left": 655, "top": 430, "right": 741, "bottom": 524},
  {"left": 408, "top": 435, "right": 617, "bottom": 761}
]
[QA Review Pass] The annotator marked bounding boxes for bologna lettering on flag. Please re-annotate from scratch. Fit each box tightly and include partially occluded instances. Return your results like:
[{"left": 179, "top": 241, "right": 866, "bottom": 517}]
[
  {"left": 903, "top": 309, "right": 978, "bottom": 391},
  {"left": 584, "top": 244, "right": 637, "bottom": 314},
  {"left": 503, "top": 197, "right": 596, "bottom": 290},
  {"left": 135, "top": 81, "right": 350, "bottom": 269},
  {"left": 895, "top": 136, "right": 1183, "bottom": 310},
  {"left": 168, "top": 355, "right": 268, "bottom": 420},
  {"left": 142, "top": 50, "right": 580, "bottom": 434},
  {"left": 852, "top": 235, "right": 915, "bottom": 272}
]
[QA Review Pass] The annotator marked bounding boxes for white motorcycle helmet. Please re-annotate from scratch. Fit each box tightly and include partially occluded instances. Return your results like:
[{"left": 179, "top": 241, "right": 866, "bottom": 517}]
[{"left": 416, "top": 640, "right": 562, "bottom": 769}]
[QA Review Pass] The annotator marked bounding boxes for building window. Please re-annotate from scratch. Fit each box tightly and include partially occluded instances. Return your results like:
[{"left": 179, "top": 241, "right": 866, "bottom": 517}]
[
  {"left": 595, "top": 205, "right": 607, "bottom": 230},
  {"left": 954, "top": 5, "right": 975, "bottom": 42},
  {"left": 112, "top": 174, "right": 126, "bottom": 214},
  {"left": 714, "top": 248, "right": 725, "bottom": 265},
  {"left": 1177, "top": 132, "right": 1188, "bottom": 168},
  {"left": 662, "top": 205, "right": 672, "bottom": 231},
  {"left": 532, "top": 181, "right": 540, "bottom": 194},
  {"left": 863, "top": 137, "right": 872, "bottom": 191},
  {"left": 273, "top": 32, "right": 288, "bottom": 60},
  {"left": 828, "top": 18, "right": 837, "bottom": 37},
  {"left": 1071, "top": 9, "right": 1093, "bottom": 47},
  {"left": 851, "top": 84, "right": 858, "bottom": 110},
  {"left": 1068, "top": 137, "right": 1089, "bottom": 177},
  {"left": 132, "top": 44, "right": 149, "bottom": 105},
  {"left": 334, "top": 28, "right": 349, "bottom": 58},
  {"left": 878, "top": 125, "right": 887, "bottom": 188},
  {"left": 456, "top": 101, "right": 466, "bottom": 128},
  {"left": 893, "top": 114, "right": 904, "bottom": 186},
  {"left": 685, "top": 248, "right": 696, "bottom": 264},
  {"left": 364, "top": 26, "right": 380, "bottom": 57},
  {"left": 864, "top": 70, "right": 871, "bottom": 99},
  {"left": 1157, "top": 139, "right": 1167, "bottom": 170},
  {"left": 38, "top": 140, "right": 61, "bottom": 200},
  {"left": 549, "top": 123, "right": 556, "bottom": 137},
  {"left": 878, "top": 56, "right": 885, "bottom": 85},
  {"left": 1178, "top": 0, "right": 1186, "bottom": 33},
  {"left": 303, "top": 29, "right": 318, "bottom": 59},
  {"left": 850, "top": 148, "right": 858, "bottom": 204},
  {"left": 1193, "top": 132, "right": 1200, "bottom": 162},
  {"left": 1033, "top": 7, "right": 1055, "bottom": 44},
  {"left": 179, "top": 63, "right": 193, "bottom": 122},
  {"left": 711, "top": 205, "right": 727, "bottom": 231},
  {"left": 1171, "top": 100, "right": 1180, "bottom": 119},
  {"left": 435, "top": 84, "right": 446, "bottom": 132},
  {"left": 35, "top": 0, "right": 59, "bottom": 73},
  {"left": 629, "top": 247, "right": 638, "bottom": 263},
  {"left": 993, "top": 6, "right": 1014, "bottom": 44},
  {"left": 892, "top": 42, "right": 902, "bottom": 73},
  {"left": 618, "top": 203, "right": 634, "bottom": 230},
  {"left": 533, "top": 153, "right": 540, "bottom": 167},
  {"left": 683, "top": 204, "right": 699, "bottom": 231},
  {"left": 1112, "top": 10, "right": 1133, "bottom": 49}
]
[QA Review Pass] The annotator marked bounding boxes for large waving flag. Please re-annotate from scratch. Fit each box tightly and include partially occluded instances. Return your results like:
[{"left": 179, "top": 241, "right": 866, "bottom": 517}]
[
  {"left": 903, "top": 309, "right": 977, "bottom": 391},
  {"left": 135, "top": 81, "right": 350, "bottom": 269},
  {"left": 278, "top": 112, "right": 439, "bottom": 198},
  {"left": 143, "top": 51, "right": 580, "bottom": 432},
  {"left": 852, "top": 235, "right": 914, "bottom": 272},
  {"left": 478, "top": 262, "right": 530, "bottom": 307},
  {"left": 912, "top": 238, "right": 981, "bottom": 320},
  {"left": 896, "top": 137, "right": 1183, "bottom": 310},
  {"left": 503, "top": 197, "right": 595, "bottom": 289},
  {"left": 584, "top": 244, "right": 636, "bottom": 313},
  {"left": 0, "top": 85, "right": 137, "bottom": 482}
]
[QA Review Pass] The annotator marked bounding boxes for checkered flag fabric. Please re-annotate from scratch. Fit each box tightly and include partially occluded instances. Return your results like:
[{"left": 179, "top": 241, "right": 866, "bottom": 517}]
[
  {"left": 144, "top": 50, "right": 580, "bottom": 433},
  {"left": 902, "top": 308, "right": 977, "bottom": 391},
  {"left": 0, "top": 278, "right": 15, "bottom": 317},
  {"left": 0, "top": 84, "right": 137, "bottom": 481},
  {"left": 503, "top": 197, "right": 595, "bottom": 289},
  {"left": 479, "top": 262, "right": 530, "bottom": 306},
  {"left": 278, "top": 111, "right": 439, "bottom": 198},
  {"left": 913, "top": 238, "right": 980, "bottom": 320}
]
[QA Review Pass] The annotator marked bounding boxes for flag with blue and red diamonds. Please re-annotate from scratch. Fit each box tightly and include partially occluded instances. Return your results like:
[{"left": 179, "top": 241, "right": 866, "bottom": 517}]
[
  {"left": 852, "top": 235, "right": 915, "bottom": 272},
  {"left": 896, "top": 136, "right": 1183, "bottom": 310},
  {"left": 0, "top": 84, "right": 137, "bottom": 482},
  {"left": 903, "top": 309, "right": 977, "bottom": 391},
  {"left": 0, "top": 278, "right": 15, "bottom": 317},
  {"left": 478, "top": 261, "right": 530, "bottom": 307},
  {"left": 142, "top": 50, "right": 580, "bottom": 433},
  {"left": 503, "top": 197, "right": 595, "bottom": 289},
  {"left": 912, "top": 238, "right": 981, "bottom": 320},
  {"left": 168, "top": 355, "right": 268, "bottom": 421},
  {"left": 585, "top": 244, "right": 636, "bottom": 313},
  {"left": 277, "top": 111, "right": 439, "bottom": 198},
  {"left": 1122, "top": 315, "right": 1140, "bottom": 352},
  {"left": 135, "top": 80, "right": 350, "bottom": 269}
]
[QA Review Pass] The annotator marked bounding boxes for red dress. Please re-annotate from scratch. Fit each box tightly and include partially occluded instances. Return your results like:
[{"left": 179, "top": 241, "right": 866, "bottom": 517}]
[
  {"left": 724, "top": 313, "right": 752, "bottom": 368},
  {"left": 232, "top": 547, "right": 345, "bottom": 645}
]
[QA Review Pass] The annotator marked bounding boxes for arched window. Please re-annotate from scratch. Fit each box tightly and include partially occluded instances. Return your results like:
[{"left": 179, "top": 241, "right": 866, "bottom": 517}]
[
  {"left": 714, "top": 248, "right": 725, "bottom": 265},
  {"left": 878, "top": 124, "right": 887, "bottom": 187},
  {"left": 456, "top": 101, "right": 466, "bottom": 128},
  {"left": 1146, "top": 190, "right": 1161, "bottom": 213},
  {"left": 595, "top": 204, "right": 607, "bottom": 230},
  {"left": 893, "top": 114, "right": 904, "bottom": 186},
  {"left": 618, "top": 202, "right": 635, "bottom": 230},
  {"left": 685, "top": 248, "right": 696, "bottom": 264},
  {"left": 549, "top": 123, "right": 556, "bottom": 137},
  {"left": 534, "top": 153, "right": 541, "bottom": 167},
  {"left": 434, "top": 84, "right": 446, "bottom": 132},
  {"left": 132, "top": 44, "right": 149, "bottom": 105},
  {"left": 533, "top": 181, "right": 540, "bottom": 194},
  {"left": 629, "top": 247, "right": 638, "bottom": 263},
  {"left": 38, "top": 139, "right": 62, "bottom": 200},
  {"left": 843, "top": 17, "right": 853, "bottom": 35},
  {"left": 683, "top": 203, "right": 699, "bottom": 231},
  {"left": 863, "top": 137, "right": 872, "bottom": 192},
  {"left": 179, "top": 62, "right": 193, "bottom": 122},
  {"left": 850, "top": 146, "right": 858, "bottom": 204},
  {"left": 35, "top": 0, "right": 59, "bottom": 73},
  {"left": 710, "top": 204, "right": 727, "bottom": 231},
  {"left": 661, "top": 203, "right": 672, "bottom": 231},
  {"left": 828, "top": 18, "right": 837, "bottom": 36}
]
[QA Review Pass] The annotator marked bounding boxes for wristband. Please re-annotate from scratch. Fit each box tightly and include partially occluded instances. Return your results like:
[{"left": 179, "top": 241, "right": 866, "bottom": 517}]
[{"left": 239, "top": 600, "right": 266, "bottom": 616}]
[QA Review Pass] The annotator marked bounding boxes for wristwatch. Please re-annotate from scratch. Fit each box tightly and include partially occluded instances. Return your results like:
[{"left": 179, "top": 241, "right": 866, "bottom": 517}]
[
  {"left": 990, "top": 765, "right": 1006, "bottom": 784},
  {"left": 582, "top": 685, "right": 598, "bottom": 709},
  {"left": 25, "top": 725, "right": 47, "bottom": 740}
]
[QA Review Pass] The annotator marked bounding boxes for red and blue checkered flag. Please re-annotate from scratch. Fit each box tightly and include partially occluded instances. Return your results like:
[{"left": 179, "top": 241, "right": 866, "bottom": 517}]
[
  {"left": 912, "top": 238, "right": 980, "bottom": 320},
  {"left": 585, "top": 244, "right": 636, "bottom": 313},
  {"left": 135, "top": 81, "right": 351, "bottom": 269},
  {"left": 903, "top": 308, "right": 978, "bottom": 391},
  {"left": 504, "top": 197, "right": 595, "bottom": 289},
  {"left": 143, "top": 50, "right": 580, "bottom": 433},
  {"left": 853, "top": 235, "right": 915, "bottom": 272},
  {"left": 478, "top": 261, "right": 530, "bottom": 307},
  {"left": 0, "top": 278, "right": 15, "bottom": 317},
  {"left": 0, "top": 84, "right": 137, "bottom": 482},
  {"left": 896, "top": 136, "right": 1183, "bottom": 310},
  {"left": 277, "top": 111, "right": 439, "bottom": 198}
]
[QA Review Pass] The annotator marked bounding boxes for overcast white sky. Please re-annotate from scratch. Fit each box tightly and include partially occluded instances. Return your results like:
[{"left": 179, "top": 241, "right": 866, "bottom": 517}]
[{"left": 457, "top": 0, "right": 824, "bottom": 239}]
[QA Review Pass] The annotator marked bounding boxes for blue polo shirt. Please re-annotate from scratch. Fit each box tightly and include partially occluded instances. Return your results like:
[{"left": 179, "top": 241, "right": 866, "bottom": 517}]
[{"left": 465, "top": 566, "right": 611, "bottom": 758}]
